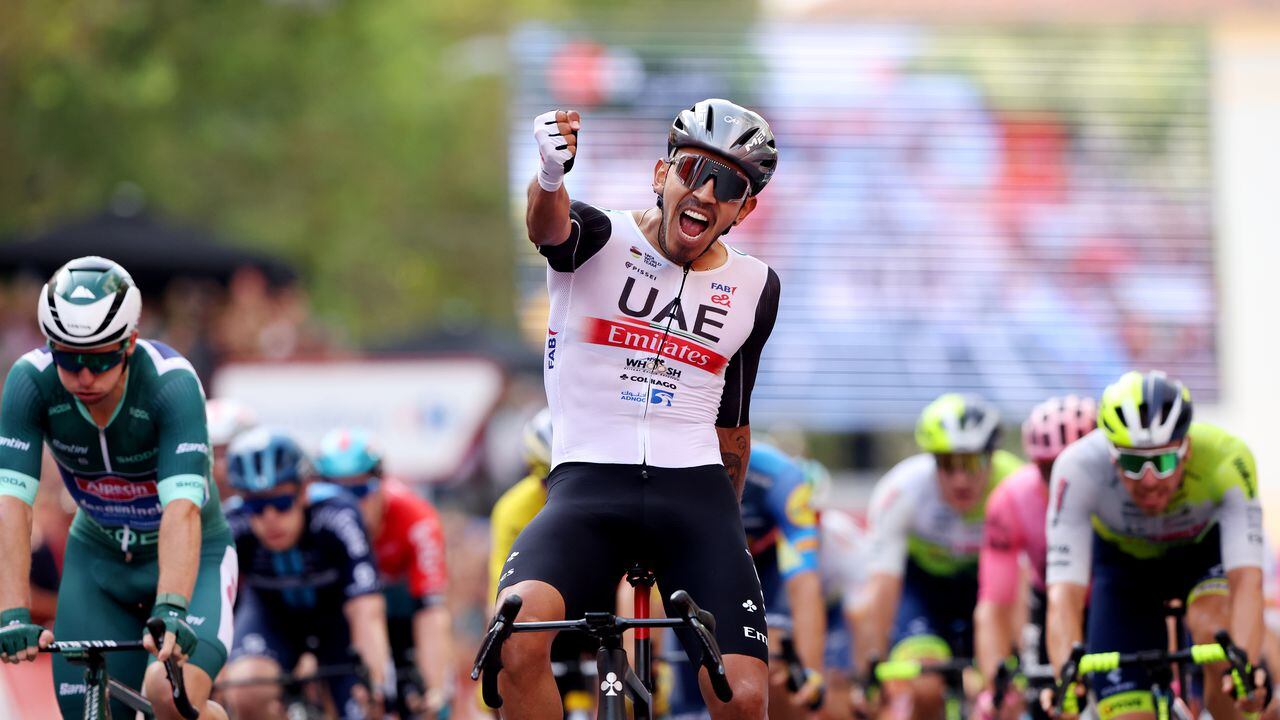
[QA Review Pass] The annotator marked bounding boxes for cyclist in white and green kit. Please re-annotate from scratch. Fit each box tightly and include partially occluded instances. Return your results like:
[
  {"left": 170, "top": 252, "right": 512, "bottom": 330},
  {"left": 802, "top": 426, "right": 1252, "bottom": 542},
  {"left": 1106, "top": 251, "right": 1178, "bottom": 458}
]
[{"left": 0, "top": 257, "right": 235, "bottom": 720}]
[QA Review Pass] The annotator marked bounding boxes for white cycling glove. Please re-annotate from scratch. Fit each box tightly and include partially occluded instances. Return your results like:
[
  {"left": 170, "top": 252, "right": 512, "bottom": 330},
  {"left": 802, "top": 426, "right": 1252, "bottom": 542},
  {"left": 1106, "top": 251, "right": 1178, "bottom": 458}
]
[{"left": 533, "top": 110, "right": 577, "bottom": 192}]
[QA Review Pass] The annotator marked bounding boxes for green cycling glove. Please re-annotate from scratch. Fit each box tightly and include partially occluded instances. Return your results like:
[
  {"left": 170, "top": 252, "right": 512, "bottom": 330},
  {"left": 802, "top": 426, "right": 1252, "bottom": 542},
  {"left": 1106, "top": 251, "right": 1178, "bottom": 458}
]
[
  {"left": 0, "top": 608, "right": 45, "bottom": 660},
  {"left": 148, "top": 598, "right": 197, "bottom": 658}
]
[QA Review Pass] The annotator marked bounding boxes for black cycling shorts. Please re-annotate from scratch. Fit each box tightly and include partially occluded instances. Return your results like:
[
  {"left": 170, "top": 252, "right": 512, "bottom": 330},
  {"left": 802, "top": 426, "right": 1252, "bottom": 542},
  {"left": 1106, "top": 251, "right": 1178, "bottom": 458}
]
[{"left": 496, "top": 462, "right": 769, "bottom": 663}]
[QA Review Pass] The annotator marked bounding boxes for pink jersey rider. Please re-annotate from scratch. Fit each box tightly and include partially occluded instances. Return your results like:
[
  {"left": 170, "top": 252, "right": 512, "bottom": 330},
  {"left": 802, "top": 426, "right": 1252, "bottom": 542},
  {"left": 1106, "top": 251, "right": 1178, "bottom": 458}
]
[{"left": 979, "top": 395, "right": 1097, "bottom": 603}]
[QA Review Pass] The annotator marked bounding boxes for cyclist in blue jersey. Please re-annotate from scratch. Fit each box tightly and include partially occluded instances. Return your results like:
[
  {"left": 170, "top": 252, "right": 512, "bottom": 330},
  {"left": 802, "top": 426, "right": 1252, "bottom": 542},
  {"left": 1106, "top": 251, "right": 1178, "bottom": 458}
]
[
  {"left": 668, "top": 443, "right": 825, "bottom": 720},
  {"left": 744, "top": 444, "right": 826, "bottom": 715},
  {"left": 219, "top": 428, "right": 394, "bottom": 720}
]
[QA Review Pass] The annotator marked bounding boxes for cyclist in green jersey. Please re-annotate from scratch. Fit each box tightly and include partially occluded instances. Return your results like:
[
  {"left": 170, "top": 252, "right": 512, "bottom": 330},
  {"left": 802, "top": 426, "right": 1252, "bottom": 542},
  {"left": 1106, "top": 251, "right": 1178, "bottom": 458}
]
[{"left": 0, "top": 257, "right": 235, "bottom": 720}]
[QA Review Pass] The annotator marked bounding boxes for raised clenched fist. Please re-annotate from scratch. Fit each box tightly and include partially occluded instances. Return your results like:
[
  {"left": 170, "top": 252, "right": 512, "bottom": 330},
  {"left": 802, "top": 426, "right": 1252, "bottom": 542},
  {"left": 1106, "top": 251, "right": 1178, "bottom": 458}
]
[{"left": 533, "top": 109, "right": 580, "bottom": 191}]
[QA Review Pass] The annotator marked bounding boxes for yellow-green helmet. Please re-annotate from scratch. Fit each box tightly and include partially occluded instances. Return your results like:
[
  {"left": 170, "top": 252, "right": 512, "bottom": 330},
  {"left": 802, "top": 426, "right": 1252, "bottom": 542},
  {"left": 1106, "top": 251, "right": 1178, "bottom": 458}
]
[
  {"left": 1097, "top": 370, "right": 1192, "bottom": 449},
  {"left": 915, "top": 393, "right": 1001, "bottom": 454}
]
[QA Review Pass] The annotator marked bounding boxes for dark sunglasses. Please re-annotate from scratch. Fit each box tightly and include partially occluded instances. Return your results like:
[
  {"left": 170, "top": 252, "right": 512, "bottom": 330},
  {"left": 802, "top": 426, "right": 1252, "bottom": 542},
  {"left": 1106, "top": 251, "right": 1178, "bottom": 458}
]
[
  {"left": 671, "top": 154, "right": 750, "bottom": 202},
  {"left": 242, "top": 493, "right": 299, "bottom": 515},
  {"left": 1110, "top": 444, "right": 1186, "bottom": 480},
  {"left": 49, "top": 344, "right": 128, "bottom": 375},
  {"left": 338, "top": 477, "right": 381, "bottom": 500},
  {"left": 935, "top": 453, "right": 988, "bottom": 474}
]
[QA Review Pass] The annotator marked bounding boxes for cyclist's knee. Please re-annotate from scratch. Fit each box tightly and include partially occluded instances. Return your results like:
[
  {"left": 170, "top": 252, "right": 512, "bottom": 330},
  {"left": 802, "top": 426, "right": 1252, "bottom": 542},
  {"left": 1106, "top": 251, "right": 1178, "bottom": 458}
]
[
  {"left": 1185, "top": 584, "right": 1230, "bottom": 644},
  {"left": 143, "top": 663, "right": 220, "bottom": 720},
  {"left": 497, "top": 580, "right": 564, "bottom": 678},
  {"left": 708, "top": 655, "right": 767, "bottom": 720},
  {"left": 497, "top": 580, "right": 565, "bottom": 618},
  {"left": 221, "top": 656, "right": 283, "bottom": 719},
  {"left": 721, "top": 679, "right": 767, "bottom": 720},
  {"left": 910, "top": 674, "right": 946, "bottom": 703}
]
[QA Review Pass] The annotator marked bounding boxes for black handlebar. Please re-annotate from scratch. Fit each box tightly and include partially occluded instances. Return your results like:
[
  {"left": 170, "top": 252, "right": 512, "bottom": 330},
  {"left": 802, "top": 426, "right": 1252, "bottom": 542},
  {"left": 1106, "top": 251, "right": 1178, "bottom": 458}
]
[
  {"left": 44, "top": 620, "right": 198, "bottom": 720},
  {"left": 470, "top": 590, "right": 734, "bottom": 708}
]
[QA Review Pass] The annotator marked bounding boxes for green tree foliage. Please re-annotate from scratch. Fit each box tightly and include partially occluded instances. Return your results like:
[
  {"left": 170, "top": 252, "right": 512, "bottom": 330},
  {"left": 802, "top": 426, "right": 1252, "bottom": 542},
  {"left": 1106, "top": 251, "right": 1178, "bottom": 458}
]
[
  {"left": 0, "top": 0, "right": 524, "bottom": 343},
  {"left": 0, "top": 0, "right": 755, "bottom": 344}
]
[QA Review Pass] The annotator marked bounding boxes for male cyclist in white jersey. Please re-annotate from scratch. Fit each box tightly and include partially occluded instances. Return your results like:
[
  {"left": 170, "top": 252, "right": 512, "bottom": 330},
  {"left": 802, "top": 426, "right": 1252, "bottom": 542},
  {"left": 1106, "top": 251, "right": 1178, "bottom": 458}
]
[
  {"left": 495, "top": 99, "right": 782, "bottom": 720},
  {"left": 1045, "top": 371, "right": 1268, "bottom": 720}
]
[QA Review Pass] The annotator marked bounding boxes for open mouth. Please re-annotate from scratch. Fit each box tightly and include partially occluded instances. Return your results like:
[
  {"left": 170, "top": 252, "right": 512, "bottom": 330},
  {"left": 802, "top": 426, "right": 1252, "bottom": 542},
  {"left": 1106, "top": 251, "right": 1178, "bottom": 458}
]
[{"left": 678, "top": 208, "right": 712, "bottom": 240}]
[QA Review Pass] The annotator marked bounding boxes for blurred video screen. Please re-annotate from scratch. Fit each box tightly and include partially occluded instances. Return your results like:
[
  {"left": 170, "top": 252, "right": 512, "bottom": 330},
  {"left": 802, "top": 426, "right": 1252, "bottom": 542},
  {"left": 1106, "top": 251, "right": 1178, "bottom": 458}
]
[{"left": 510, "top": 24, "right": 1216, "bottom": 431}]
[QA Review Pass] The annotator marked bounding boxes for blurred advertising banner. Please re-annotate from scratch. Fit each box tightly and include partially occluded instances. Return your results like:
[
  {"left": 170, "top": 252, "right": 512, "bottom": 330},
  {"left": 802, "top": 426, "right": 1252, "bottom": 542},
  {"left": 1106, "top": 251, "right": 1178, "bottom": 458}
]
[
  {"left": 212, "top": 358, "right": 504, "bottom": 482},
  {"left": 510, "top": 24, "right": 1216, "bottom": 431}
]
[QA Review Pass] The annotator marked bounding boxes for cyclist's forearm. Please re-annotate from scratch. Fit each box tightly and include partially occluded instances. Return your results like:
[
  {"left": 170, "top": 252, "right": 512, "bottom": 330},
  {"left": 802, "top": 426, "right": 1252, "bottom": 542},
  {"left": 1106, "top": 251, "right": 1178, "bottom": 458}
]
[
  {"left": 0, "top": 497, "right": 34, "bottom": 610},
  {"left": 346, "top": 593, "right": 393, "bottom": 693},
  {"left": 413, "top": 605, "right": 453, "bottom": 700},
  {"left": 853, "top": 573, "right": 901, "bottom": 673},
  {"left": 526, "top": 178, "right": 572, "bottom": 246},
  {"left": 785, "top": 571, "right": 827, "bottom": 671},
  {"left": 715, "top": 424, "right": 750, "bottom": 500},
  {"left": 1228, "top": 566, "right": 1265, "bottom": 662},
  {"left": 1046, "top": 582, "right": 1087, "bottom": 673},
  {"left": 974, "top": 600, "right": 1014, "bottom": 684},
  {"left": 156, "top": 499, "right": 200, "bottom": 602}
]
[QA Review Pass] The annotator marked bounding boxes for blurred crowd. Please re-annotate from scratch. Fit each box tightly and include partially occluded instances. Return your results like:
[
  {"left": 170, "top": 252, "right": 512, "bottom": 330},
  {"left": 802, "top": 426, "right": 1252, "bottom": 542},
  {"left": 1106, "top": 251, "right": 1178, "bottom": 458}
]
[
  {"left": 0, "top": 265, "right": 339, "bottom": 387},
  {"left": 510, "top": 25, "right": 1216, "bottom": 428}
]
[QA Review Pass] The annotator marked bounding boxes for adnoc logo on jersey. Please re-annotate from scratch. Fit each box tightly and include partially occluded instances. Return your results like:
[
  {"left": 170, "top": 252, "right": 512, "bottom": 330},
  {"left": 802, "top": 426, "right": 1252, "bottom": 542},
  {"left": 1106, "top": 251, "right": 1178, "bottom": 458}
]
[
  {"left": 649, "top": 389, "right": 675, "bottom": 406},
  {"left": 620, "top": 390, "right": 647, "bottom": 403},
  {"left": 75, "top": 476, "right": 158, "bottom": 502},
  {"left": 585, "top": 317, "right": 729, "bottom": 373}
]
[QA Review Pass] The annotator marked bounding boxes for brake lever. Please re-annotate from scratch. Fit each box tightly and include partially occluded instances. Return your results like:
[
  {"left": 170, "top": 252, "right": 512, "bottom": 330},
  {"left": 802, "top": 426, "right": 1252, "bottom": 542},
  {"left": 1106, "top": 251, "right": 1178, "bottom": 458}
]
[
  {"left": 146, "top": 617, "right": 199, "bottom": 720},
  {"left": 1215, "top": 630, "right": 1258, "bottom": 701},
  {"left": 671, "top": 590, "right": 733, "bottom": 703},
  {"left": 470, "top": 595, "right": 523, "bottom": 709},
  {"left": 1056, "top": 644, "right": 1087, "bottom": 716}
]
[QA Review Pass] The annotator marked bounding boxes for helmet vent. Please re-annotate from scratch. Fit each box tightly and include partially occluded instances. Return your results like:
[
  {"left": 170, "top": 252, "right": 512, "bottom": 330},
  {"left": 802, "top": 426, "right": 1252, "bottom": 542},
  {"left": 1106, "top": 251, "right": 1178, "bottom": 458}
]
[
  {"left": 732, "top": 127, "right": 759, "bottom": 148},
  {"left": 704, "top": 105, "right": 715, "bottom": 133}
]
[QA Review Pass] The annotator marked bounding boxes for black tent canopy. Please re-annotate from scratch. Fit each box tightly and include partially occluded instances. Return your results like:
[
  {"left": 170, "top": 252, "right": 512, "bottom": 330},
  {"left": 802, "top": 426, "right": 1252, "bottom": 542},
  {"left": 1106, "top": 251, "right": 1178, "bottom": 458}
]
[{"left": 0, "top": 210, "right": 297, "bottom": 292}]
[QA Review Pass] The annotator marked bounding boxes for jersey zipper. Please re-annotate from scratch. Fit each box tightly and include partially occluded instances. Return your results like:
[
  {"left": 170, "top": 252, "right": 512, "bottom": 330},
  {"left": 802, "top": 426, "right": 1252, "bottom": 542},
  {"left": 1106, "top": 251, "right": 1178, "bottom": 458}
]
[
  {"left": 639, "top": 263, "right": 692, "bottom": 473},
  {"left": 97, "top": 429, "right": 135, "bottom": 559}
]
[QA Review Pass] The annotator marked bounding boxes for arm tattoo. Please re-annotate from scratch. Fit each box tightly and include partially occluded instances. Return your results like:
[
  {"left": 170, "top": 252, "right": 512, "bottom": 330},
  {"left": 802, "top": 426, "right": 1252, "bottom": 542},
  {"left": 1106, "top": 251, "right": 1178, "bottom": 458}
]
[
  {"left": 717, "top": 425, "right": 751, "bottom": 500},
  {"left": 722, "top": 451, "right": 744, "bottom": 489}
]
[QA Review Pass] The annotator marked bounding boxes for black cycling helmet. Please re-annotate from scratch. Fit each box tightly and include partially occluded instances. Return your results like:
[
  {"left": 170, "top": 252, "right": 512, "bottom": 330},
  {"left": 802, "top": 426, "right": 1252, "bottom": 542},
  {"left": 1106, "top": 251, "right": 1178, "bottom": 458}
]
[{"left": 668, "top": 99, "right": 778, "bottom": 196}]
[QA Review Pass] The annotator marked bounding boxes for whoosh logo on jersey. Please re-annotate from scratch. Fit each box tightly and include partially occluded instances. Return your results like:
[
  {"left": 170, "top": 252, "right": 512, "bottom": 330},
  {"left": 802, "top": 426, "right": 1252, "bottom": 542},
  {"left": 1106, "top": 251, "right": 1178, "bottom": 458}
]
[
  {"left": 75, "top": 476, "right": 157, "bottom": 502},
  {"left": 584, "top": 317, "right": 728, "bottom": 373}
]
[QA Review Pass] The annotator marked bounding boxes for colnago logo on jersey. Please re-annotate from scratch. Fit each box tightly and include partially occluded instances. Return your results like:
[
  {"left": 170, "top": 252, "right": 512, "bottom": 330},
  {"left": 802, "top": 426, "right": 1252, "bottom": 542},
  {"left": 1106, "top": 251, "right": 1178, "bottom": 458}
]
[{"left": 76, "top": 476, "right": 159, "bottom": 502}]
